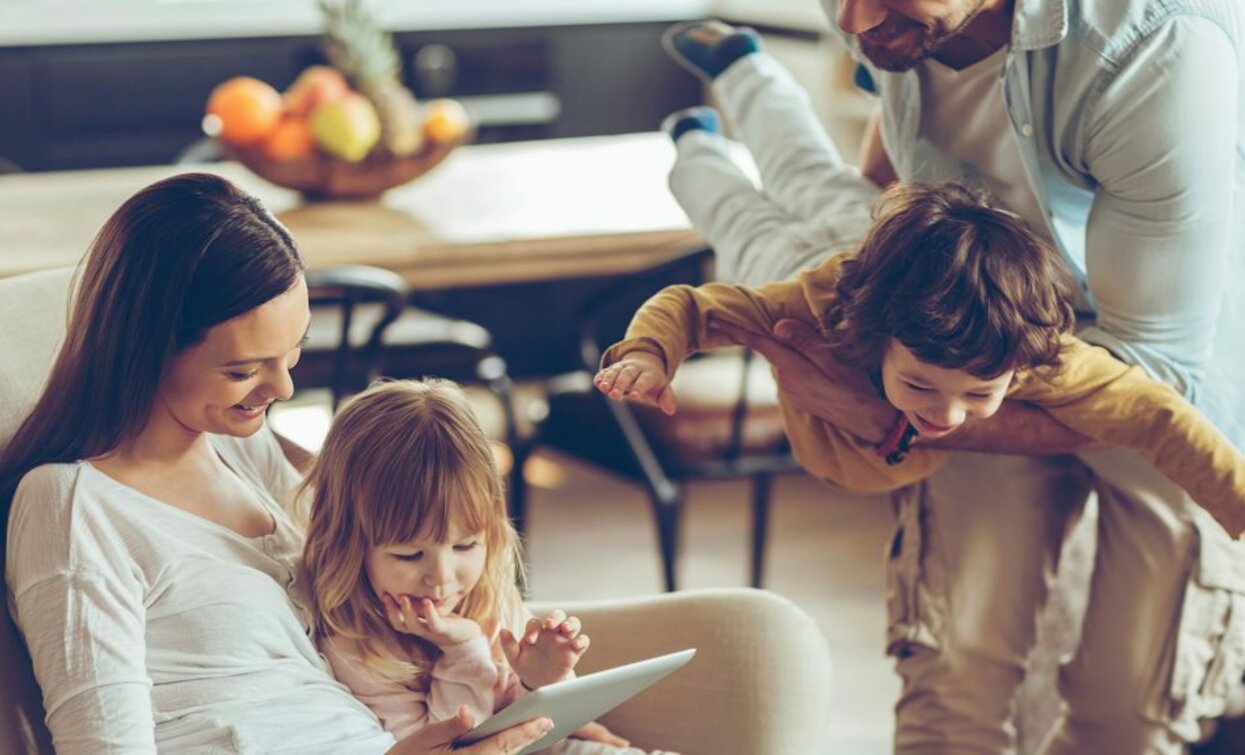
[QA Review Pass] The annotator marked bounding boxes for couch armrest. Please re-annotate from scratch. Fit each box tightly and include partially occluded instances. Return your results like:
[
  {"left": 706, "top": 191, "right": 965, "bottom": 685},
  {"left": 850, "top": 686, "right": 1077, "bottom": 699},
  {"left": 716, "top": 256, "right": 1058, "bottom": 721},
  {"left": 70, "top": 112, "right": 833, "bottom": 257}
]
[{"left": 529, "top": 588, "right": 831, "bottom": 755}]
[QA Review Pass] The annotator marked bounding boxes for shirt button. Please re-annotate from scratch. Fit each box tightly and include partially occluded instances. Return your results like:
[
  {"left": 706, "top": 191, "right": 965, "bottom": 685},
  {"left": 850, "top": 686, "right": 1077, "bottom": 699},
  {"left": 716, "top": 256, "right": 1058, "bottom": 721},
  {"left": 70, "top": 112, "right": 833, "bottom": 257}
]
[{"left": 1020, "top": 123, "right": 1034, "bottom": 138}]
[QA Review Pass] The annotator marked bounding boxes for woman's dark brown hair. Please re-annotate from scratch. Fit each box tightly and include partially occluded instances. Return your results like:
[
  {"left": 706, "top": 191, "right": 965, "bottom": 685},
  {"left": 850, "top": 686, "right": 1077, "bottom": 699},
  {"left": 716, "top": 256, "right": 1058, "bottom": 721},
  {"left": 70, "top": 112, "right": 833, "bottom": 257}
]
[
  {"left": 0, "top": 172, "right": 305, "bottom": 519},
  {"left": 823, "top": 182, "right": 1075, "bottom": 377}
]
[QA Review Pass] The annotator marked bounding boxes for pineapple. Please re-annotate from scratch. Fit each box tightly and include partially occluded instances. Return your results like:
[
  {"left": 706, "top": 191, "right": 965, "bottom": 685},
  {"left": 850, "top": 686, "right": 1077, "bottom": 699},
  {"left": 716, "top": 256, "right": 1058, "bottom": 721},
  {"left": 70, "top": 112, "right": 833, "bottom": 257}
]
[{"left": 318, "top": 0, "right": 424, "bottom": 157}]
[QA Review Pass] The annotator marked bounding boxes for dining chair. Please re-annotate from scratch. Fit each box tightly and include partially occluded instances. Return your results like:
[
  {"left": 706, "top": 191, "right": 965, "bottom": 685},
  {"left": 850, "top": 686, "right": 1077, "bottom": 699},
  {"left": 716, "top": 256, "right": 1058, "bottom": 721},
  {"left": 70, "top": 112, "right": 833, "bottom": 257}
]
[
  {"left": 525, "top": 250, "right": 802, "bottom": 591},
  {"left": 295, "top": 264, "right": 527, "bottom": 519}
]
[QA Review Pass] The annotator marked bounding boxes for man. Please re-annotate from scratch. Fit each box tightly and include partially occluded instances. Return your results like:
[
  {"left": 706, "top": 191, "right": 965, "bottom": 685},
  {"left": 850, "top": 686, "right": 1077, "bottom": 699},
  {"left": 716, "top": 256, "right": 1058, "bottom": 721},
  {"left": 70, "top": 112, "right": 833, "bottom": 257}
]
[{"left": 679, "top": 0, "right": 1244, "bottom": 752}]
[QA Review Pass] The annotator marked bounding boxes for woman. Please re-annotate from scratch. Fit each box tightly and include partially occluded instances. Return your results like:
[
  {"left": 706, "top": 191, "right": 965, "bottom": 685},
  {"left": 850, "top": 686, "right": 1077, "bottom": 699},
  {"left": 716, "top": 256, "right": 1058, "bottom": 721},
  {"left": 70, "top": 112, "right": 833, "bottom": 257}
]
[{"left": 0, "top": 173, "right": 547, "bottom": 754}]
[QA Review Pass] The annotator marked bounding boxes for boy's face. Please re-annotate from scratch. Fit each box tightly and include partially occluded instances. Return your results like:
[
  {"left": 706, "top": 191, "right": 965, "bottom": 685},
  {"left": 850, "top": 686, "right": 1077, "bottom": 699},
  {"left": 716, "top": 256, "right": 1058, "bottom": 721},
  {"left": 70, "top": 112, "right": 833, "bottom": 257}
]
[
  {"left": 365, "top": 515, "right": 488, "bottom": 617},
  {"left": 880, "top": 339, "right": 1013, "bottom": 439}
]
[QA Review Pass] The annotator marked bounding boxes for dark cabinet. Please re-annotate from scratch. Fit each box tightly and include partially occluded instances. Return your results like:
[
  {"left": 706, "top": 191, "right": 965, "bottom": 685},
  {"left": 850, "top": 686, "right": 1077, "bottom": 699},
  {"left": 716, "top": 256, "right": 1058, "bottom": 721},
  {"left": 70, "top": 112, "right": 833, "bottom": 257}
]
[{"left": 0, "top": 22, "right": 700, "bottom": 172}]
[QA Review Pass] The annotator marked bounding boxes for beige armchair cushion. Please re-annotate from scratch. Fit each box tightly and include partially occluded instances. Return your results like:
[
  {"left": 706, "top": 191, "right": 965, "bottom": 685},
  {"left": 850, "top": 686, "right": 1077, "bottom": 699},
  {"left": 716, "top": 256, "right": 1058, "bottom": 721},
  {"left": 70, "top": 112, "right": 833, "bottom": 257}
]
[{"left": 532, "top": 588, "right": 832, "bottom": 754}]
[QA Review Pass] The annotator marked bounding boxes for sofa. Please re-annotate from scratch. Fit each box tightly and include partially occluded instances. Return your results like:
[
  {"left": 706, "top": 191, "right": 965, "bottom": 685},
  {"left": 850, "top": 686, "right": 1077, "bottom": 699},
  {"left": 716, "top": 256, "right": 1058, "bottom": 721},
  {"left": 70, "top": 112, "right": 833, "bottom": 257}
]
[{"left": 0, "top": 266, "right": 833, "bottom": 755}]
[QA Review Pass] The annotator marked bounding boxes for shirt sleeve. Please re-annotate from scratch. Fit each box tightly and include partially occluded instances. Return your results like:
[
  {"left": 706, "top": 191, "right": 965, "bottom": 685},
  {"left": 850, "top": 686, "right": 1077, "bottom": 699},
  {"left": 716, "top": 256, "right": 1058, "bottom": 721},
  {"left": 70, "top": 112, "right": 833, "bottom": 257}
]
[
  {"left": 599, "top": 271, "right": 821, "bottom": 376},
  {"left": 1078, "top": 16, "right": 1239, "bottom": 410},
  {"left": 6, "top": 468, "right": 156, "bottom": 755},
  {"left": 1010, "top": 336, "right": 1245, "bottom": 537},
  {"left": 324, "top": 635, "right": 498, "bottom": 742}
]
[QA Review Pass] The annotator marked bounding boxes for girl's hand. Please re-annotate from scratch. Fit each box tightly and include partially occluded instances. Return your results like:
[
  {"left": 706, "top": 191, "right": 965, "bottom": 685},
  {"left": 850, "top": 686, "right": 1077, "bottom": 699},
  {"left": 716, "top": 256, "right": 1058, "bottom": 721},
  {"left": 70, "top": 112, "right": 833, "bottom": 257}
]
[
  {"left": 571, "top": 721, "right": 630, "bottom": 747},
  {"left": 594, "top": 351, "right": 678, "bottom": 415},
  {"left": 382, "top": 593, "right": 483, "bottom": 647},
  {"left": 500, "top": 610, "right": 589, "bottom": 690}
]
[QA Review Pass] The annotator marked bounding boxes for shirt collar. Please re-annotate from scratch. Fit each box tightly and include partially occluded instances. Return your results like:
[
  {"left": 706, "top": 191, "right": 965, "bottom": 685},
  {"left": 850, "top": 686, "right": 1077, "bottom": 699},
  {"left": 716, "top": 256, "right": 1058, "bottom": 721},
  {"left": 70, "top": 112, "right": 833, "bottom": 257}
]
[{"left": 1011, "top": 0, "right": 1069, "bottom": 51}]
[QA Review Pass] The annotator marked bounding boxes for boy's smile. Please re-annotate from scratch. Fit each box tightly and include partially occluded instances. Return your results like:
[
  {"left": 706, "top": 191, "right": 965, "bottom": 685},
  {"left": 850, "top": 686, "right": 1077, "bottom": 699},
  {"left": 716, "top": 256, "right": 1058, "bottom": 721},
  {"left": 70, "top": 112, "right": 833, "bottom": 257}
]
[{"left": 880, "top": 339, "right": 1013, "bottom": 438}]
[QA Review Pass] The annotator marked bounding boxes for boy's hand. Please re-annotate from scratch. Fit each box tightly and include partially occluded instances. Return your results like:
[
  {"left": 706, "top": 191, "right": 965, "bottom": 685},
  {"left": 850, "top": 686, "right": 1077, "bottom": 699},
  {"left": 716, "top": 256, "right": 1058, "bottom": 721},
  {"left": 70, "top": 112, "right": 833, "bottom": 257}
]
[
  {"left": 500, "top": 610, "right": 589, "bottom": 690},
  {"left": 594, "top": 351, "right": 678, "bottom": 415},
  {"left": 382, "top": 592, "right": 483, "bottom": 647}
]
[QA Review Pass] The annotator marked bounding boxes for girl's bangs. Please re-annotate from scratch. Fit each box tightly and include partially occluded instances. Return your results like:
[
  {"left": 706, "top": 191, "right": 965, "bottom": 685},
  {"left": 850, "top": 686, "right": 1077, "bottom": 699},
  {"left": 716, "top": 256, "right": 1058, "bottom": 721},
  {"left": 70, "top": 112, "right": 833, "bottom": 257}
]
[{"left": 364, "top": 450, "right": 498, "bottom": 546}]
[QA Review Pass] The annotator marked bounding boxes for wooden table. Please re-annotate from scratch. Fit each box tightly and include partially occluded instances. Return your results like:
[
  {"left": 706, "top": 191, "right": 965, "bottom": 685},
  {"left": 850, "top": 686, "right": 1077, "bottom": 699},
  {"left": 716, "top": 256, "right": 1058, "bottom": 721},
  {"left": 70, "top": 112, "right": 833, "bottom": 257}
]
[
  {"left": 0, "top": 133, "right": 709, "bottom": 376},
  {"left": 0, "top": 132, "right": 703, "bottom": 289}
]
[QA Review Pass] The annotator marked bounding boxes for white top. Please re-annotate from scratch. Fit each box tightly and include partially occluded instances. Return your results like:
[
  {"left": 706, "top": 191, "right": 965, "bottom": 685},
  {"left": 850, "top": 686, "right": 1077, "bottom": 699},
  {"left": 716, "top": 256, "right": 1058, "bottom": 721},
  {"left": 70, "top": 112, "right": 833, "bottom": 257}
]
[
  {"left": 918, "top": 46, "right": 1048, "bottom": 240},
  {"left": 4, "top": 426, "right": 396, "bottom": 754}
]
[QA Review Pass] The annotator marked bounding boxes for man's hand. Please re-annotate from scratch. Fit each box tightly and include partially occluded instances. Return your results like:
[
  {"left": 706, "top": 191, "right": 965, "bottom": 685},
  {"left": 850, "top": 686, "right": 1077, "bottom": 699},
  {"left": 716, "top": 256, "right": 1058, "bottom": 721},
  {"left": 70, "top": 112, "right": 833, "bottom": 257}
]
[
  {"left": 917, "top": 401, "right": 1098, "bottom": 455},
  {"left": 500, "top": 610, "right": 589, "bottom": 690},
  {"left": 709, "top": 316, "right": 897, "bottom": 442},
  {"left": 386, "top": 704, "right": 552, "bottom": 754}
]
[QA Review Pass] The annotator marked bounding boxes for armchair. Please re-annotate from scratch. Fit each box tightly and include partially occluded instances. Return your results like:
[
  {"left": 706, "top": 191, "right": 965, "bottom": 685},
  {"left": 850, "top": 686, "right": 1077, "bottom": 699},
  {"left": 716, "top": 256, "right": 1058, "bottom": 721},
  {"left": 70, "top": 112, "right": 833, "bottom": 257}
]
[{"left": 0, "top": 266, "right": 833, "bottom": 754}]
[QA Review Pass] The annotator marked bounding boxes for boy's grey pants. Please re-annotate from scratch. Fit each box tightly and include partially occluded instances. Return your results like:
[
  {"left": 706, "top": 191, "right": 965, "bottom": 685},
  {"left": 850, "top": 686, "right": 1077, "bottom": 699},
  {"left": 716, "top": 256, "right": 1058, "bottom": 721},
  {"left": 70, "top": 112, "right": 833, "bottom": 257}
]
[{"left": 668, "top": 51, "right": 1245, "bottom": 754}]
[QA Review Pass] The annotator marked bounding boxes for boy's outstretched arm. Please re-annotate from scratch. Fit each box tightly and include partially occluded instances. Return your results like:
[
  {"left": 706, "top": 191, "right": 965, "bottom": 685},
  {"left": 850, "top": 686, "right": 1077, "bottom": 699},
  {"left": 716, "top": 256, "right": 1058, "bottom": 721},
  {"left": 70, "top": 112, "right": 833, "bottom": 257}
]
[{"left": 1010, "top": 336, "right": 1245, "bottom": 538}]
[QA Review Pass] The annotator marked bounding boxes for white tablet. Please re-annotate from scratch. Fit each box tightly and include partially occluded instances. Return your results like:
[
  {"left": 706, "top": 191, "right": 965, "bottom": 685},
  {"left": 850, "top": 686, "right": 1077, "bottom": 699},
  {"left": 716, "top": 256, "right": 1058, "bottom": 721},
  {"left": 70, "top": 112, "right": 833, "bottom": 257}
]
[{"left": 455, "top": 648, "right": 696, "bottom": 753}]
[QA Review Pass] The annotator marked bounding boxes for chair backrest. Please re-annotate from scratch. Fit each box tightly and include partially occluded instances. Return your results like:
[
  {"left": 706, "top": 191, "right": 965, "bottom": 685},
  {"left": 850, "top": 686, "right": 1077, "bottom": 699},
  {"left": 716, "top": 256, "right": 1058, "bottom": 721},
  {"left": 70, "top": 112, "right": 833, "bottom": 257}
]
[
  {"left": 0, "top": 267, "right": 75, "bottom": 755},
  {"left": 299, "top": 265, "right": 409, "bottom": 407}
]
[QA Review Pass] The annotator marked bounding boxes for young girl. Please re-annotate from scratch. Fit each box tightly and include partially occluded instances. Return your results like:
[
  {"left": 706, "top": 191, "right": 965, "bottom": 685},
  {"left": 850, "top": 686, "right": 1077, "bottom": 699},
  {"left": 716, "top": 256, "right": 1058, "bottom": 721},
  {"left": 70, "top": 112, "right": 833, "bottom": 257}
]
[
  {"left": 595, "top": 182, "right": 1245, "bottom": 538},
  {"left": 298, "top": 379, "right": 669, "bottom": 754}
]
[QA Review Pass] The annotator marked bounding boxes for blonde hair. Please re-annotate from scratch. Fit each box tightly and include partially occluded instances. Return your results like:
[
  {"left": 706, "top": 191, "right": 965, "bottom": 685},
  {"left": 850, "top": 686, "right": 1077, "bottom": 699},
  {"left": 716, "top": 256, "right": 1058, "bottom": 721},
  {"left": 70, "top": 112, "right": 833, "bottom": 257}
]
[{"left": 298, "top": 379, "right": 524, "bottom": 682}]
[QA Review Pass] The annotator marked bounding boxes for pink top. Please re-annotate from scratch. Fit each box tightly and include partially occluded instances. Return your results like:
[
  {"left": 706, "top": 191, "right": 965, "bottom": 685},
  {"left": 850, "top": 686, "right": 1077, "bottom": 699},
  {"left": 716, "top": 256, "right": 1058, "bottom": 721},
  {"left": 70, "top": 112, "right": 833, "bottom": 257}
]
[{"left": 323, "top": 624, "right": 527, "bottom": 740}]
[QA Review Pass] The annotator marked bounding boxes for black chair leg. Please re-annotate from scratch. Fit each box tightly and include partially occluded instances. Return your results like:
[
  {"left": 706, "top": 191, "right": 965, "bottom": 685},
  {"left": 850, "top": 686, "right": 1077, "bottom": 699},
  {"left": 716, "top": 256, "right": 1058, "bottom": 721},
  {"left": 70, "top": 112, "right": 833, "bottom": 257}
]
[
  {"left": 751, "top": 474, "right": 771, "bottom": 588},
  {"left": 650, "top": 490, "right": 683, "bottom": 592},
  {"left": 508, "top": 441, "right": 529, "bottom": 538}
]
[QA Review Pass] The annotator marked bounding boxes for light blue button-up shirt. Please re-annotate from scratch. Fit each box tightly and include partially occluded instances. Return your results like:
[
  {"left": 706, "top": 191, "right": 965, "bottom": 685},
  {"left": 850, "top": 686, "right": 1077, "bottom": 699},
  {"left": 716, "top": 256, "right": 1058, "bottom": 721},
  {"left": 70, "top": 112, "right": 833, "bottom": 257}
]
[{"left": 825, "top": 0, "right": 1245, "bottom": 446}]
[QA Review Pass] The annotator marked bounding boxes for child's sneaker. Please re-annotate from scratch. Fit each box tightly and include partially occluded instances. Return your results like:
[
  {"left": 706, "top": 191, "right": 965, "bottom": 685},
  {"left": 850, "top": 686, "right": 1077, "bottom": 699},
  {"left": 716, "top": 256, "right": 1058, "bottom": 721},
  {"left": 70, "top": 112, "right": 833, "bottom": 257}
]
[
  {"left": 660, "top": 106, "right": 721, "bottom": 143},
  {"left": 661, "top": 20, "right": 762, "bottom": 81}
]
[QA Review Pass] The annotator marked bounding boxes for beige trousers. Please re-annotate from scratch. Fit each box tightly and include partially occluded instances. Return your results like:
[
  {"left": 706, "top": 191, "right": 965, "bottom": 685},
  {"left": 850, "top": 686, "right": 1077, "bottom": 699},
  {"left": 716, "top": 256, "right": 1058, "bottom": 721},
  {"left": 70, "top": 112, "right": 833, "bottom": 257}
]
[{"left": 889, "top": 449, "right": 1245, "bottom": 755}]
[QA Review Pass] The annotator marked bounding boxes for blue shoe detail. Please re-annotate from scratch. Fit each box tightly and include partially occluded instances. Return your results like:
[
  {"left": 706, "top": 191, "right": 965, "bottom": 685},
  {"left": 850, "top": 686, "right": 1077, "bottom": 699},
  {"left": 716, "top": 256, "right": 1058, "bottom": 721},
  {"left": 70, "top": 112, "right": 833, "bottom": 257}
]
[
  {"left": 660, "top": 106, "right": 721, "bottom": 143},
  {"left": 662, "top": 21, "right": 761, "bottom": 81}
]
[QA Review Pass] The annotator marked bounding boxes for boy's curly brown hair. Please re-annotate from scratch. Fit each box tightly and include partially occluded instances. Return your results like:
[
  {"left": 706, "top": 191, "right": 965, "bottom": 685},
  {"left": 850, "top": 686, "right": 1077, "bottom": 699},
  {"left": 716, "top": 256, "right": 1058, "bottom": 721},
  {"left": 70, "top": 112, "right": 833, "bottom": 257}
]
[{"left": 823, "top": 182, "right": 1076, "bottom": 377}]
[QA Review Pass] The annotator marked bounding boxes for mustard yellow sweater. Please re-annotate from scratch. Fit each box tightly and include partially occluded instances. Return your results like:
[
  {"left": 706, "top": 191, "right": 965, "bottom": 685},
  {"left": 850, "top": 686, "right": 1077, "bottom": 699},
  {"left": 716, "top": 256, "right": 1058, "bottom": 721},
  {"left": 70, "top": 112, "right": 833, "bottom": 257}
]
[{"left": 602, "top": 255, "right": 1245, "bottom": 538}]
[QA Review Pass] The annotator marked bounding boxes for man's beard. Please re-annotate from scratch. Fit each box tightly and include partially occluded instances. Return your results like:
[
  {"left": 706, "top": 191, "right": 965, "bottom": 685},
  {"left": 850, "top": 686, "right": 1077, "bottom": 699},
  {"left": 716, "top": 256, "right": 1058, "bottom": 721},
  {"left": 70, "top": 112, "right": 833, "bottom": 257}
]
[{"left": 857, "top": 4, "right": 988, "bottom": 72}]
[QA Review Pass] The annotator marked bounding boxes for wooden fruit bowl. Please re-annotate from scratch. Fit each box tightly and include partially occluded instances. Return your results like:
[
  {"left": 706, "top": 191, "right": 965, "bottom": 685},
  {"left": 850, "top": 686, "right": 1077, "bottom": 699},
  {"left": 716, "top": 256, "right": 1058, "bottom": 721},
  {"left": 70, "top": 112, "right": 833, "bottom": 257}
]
[{"left": 224, "top": 133, "right": 468, "bottom": 201}]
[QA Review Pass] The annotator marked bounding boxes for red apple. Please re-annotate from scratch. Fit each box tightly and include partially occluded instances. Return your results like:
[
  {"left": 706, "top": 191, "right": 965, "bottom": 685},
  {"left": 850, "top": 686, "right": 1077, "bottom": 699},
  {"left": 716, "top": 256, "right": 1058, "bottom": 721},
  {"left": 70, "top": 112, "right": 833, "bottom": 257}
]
[{"left": 284, "top": 66, "right": 350, "bottom": 118}]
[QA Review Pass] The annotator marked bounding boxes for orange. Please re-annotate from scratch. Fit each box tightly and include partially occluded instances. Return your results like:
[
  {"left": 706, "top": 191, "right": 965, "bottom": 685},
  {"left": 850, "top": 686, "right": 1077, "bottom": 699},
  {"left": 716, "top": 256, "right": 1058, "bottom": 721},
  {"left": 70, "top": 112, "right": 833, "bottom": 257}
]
[
  {"left": 422, "top": 99, "right": 471, "bottom": 144},
  {"left": 261, "top": 116, "right": 316, "bottom": 161},
  {"left": 206, "top": 77, "right": 284, "bottom": 146}
]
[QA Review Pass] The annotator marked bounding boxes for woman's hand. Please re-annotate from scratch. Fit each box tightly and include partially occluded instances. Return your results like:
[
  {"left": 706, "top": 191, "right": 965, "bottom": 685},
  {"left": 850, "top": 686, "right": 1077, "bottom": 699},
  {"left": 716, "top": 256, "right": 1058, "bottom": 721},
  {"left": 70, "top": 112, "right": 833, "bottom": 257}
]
[
  {"left": 594, "top": 351, "right": 677, "bottom": 415},
  {"left": 382, "top": 593, "right": 484, "bottom": 647},
  {"left": 500, "top": 610, "right": 589, "bottom": 690},
  {"left": 709, "top": 317, "right": 897, "bottom": 442},
  {"left": 386, "top": 704, "right": 552, "bottom": 754},
  {"left": 571, "top": 721, "right": 631, "bottom": 747}
]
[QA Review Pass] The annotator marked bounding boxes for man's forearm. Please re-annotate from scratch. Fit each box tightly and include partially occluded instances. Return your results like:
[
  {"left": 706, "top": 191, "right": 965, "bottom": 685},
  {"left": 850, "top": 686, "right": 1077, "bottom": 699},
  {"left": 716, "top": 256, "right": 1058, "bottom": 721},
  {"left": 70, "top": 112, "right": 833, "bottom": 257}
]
[{"left": 917, "top": 400, "right": 1097, "bottom": 455}]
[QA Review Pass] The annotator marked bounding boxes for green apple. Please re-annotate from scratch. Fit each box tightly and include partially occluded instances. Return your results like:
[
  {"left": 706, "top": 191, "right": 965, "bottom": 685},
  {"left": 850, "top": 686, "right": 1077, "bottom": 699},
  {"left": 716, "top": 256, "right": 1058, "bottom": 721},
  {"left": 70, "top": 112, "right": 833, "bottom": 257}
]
[{"left": 310, "top": 92, "right": 381, "bottom": 162}]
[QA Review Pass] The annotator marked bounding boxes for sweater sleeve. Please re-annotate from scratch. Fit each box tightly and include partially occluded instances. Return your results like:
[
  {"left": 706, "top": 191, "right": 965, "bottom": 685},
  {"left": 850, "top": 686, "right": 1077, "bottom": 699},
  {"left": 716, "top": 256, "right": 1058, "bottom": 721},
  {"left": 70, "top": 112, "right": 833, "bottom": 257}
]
[
  {"left": 424, "top": 637, "right": 500, "bottom": 725},
  {"left": 6, "top": 467, "right": 156, "bottom": 755},
  {"left": 323, "top": 635, "right": 498, "bottom": 741},
  {"left": 600, "top": 276, "right": 814, "bottom": 376},
  {"left": 1010, "top": 335, "right": 1245, "bottom": 537}
]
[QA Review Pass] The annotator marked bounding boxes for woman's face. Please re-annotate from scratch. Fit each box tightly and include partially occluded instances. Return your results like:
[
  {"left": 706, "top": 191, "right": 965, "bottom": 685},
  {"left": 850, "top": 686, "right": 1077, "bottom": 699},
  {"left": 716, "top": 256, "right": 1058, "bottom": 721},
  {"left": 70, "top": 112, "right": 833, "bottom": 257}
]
[{"left": 156, "top": 277, "right": 310, "bottom": 438}]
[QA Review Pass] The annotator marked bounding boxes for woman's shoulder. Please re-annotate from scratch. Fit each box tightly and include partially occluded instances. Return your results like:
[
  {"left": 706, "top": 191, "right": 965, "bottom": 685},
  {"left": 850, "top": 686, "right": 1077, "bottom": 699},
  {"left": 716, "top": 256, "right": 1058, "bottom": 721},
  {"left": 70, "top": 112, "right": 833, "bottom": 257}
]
[
  {"left": 10, "top": 461, "right": 90, "bottom": 523},
  {"left": 6, "top": 461, "right": 128, "bottom": 589}
]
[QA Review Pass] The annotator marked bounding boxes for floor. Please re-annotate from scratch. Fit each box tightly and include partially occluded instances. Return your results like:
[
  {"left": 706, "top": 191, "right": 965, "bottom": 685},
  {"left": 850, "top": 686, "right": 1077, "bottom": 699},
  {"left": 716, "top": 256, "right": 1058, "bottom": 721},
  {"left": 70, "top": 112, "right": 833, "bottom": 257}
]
[{"left": 271, "top": 388, "right": 899, "bottom": 753}]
